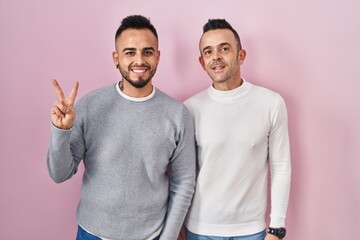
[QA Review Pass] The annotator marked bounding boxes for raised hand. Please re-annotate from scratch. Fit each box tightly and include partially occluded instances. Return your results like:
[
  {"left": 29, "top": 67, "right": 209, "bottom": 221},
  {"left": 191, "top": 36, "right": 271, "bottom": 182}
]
[{"left": 50, "top": 79, "right": 79, "bottom": 130}]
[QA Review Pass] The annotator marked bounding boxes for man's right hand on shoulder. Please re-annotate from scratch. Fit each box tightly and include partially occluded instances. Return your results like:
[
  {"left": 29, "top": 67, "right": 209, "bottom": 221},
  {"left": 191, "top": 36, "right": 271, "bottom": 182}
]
[{"left": 50, "top": 79, "right": 79, "bottom": 130}]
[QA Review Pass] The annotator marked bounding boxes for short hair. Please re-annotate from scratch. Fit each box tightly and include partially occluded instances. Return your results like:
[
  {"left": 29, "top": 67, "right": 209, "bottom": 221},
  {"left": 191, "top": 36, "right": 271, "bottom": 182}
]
[
  {"left": 202, "top": 19, "right": 242, "bottom": 51},
  {"left": 115, "top": 15, "right": 158, "bottom": 42}
]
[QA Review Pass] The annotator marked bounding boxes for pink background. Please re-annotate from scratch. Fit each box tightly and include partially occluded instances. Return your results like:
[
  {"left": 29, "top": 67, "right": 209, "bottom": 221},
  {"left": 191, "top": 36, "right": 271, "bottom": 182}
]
[{"left": 1, "top": 0, "right": 359, "bottom": 239}]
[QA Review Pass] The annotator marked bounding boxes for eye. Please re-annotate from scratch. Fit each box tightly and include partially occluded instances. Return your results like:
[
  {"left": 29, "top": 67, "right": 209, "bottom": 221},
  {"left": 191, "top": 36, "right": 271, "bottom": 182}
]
[
  {"left": 125, "top": 51, "right": 135, "bottom": 56},
  {"left": 144, "top": 51, "right": 154, "bottom": 56},
  {"left": 204, "top": 50, "right": 212, "bottom": 56},
  {"left": 221, "top": 46, "right": 229, "bottom": 52}
]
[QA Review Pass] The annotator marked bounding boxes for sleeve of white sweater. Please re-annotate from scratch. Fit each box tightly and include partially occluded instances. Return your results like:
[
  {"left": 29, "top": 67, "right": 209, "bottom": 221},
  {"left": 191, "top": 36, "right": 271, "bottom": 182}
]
[{"left": 268, "top": 95, "right": 292, "bottom": 228}]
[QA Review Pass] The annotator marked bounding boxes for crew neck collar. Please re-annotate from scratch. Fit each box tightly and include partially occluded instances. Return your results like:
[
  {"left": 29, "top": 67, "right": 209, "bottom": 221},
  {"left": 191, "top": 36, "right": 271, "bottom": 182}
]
[
  {"left": 207, "top": 79, "right": 252, "bottom": 104},
  {"left": 115, "top": 81, "right": 155, "bottom": 102}
]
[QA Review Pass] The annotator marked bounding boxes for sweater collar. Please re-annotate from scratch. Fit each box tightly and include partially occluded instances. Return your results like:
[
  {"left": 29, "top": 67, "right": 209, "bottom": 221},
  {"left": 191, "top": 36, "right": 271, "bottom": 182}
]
[
  {"left": 115, "top": 81, "right": 156, "bottom": 102},
  {"left": 207, "top": 79, "right": 252, "bottom": 104}
]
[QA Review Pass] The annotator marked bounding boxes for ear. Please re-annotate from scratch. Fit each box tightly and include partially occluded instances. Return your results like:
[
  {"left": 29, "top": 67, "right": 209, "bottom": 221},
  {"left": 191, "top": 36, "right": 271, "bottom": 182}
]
[
  {"left": 199, "top": 56, "right": 206, "bottom": 70},
  {"left": 112, "top": 51, "right": 119, "bottom": 68},
  {"left": 238, "top": 49, "right": 246, "bottom": 65},
  {"left": 156, "top": 50, "right": 161, "bottom": 65}
]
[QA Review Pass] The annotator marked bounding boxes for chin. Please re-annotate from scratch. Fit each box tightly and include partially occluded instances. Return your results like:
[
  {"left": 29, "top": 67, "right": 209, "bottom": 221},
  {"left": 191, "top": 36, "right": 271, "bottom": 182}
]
[{"left": 127, "top": 78, "right": 151, "bottom": 89}]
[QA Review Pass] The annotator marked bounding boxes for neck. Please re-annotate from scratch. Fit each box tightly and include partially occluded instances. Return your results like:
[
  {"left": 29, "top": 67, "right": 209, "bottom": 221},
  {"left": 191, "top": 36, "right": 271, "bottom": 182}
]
[
  {"left": 120, "top": 80, "right": 154, "bottom": 98},
  {"left": 213, "top": 77, "right": 243, "bottom": 91}
]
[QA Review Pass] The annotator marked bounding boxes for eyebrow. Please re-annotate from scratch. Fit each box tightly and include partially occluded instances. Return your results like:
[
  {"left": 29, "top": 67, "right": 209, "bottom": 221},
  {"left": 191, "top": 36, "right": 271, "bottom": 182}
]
[
  {"left": 122, "top": 47, "right": 136, "bottom": 52},
  {"left": 122, "top": 47, "right": 156, "bottom": 52},
  {"left": 202, "top": 42, "right": 231, "bottom": 53},
  {"left": 143, "top": 47, "right": 156, "bottom": 52}
]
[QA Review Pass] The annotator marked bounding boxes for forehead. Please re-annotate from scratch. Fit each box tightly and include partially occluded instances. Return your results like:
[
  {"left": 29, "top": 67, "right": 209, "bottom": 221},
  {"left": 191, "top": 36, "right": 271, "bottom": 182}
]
[
  {"left": 200, "top": 29, "right": 236, "bottom": 49},
  {"left": 115, "top": 29, "right": 158, "bottom": 49}
]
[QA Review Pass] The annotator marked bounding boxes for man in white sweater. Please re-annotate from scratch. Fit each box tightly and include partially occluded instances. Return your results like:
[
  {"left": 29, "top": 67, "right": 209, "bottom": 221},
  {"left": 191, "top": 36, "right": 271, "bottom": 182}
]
[{"left": 184, "top": 19, "right": 291, "bottom": 240}]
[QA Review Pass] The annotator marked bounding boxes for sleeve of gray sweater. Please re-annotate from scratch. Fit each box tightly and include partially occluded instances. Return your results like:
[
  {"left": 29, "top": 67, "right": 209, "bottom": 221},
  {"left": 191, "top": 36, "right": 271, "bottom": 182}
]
[
  {"left": 160, "top": 106, "right": 196, "bottom": 239},
  {"left": 47, "top": 102, "right": 86, "bottom": 184},
  {"left": 47, "top": 92, "right": 87, "bottom": 183}
]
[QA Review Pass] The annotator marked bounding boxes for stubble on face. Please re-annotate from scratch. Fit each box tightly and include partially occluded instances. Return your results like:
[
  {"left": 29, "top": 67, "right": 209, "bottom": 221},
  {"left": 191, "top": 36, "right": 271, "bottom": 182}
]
[
  {"left": 206, "top": 59, "right": 234, "bottom": 84},
  {"left": 199, "top": 29, "right": 243, "bottom": 89},
  {"left": 114, "top": 29, "right": 159, "bottom": 90},
  {"left": 119, "top": 63, "right": 157, "bottom": 88}
]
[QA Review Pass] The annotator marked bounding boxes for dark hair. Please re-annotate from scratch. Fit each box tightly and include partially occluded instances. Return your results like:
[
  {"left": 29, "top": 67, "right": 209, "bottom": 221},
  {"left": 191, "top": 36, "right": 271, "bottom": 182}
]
[
  {"left": 202, "top": 19, "right": 242, "bottom": 51},
  {"left": 115, "top": 15, "right": 158, "bottom": 41}
]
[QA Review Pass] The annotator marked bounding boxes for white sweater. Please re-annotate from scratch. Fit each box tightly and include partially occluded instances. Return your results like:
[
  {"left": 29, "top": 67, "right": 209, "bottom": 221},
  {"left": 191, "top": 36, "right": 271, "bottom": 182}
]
[{"left": 184, "top": 80, "right": 291, "bottom": 237}]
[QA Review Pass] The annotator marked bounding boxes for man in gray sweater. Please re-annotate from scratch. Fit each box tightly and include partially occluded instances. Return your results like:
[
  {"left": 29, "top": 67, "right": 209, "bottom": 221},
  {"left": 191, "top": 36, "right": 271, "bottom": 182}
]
[{"left": 47, "top": 15, "right": 196, "bottom": 240}]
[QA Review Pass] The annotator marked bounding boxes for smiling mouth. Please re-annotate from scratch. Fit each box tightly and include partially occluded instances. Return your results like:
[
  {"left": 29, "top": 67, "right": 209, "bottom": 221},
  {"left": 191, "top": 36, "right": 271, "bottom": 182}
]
[
  {"left": 131, "top": 68, "right": 148, "bottom": 75},
  {"left": 212, "top": 65, "right": 225, "bottom": 72}
]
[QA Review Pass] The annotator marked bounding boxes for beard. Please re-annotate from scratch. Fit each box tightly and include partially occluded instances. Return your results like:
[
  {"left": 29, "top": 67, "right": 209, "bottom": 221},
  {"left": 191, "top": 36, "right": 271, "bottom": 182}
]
[{"left": 119, "top": 64, "right": 157, "bottom": 89}]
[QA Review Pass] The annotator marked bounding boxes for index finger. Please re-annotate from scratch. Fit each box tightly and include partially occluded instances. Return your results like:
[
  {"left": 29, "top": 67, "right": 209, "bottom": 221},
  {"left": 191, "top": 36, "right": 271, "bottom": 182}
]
[
  {"left": 68, "top": 81, "right": 79, "bottom": 102},
  {"left": 51, "top": 79, "right": 65, "bottom": 101}
]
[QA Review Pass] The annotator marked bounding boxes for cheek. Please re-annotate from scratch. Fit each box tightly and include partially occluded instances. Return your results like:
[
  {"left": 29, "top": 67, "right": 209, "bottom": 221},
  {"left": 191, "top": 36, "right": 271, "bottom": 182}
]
[
  {"left": 148, "top": 57, "right": 159, "bottom": 66},
  {"left": 119, "top": 59, "right": 132, "bottom": 67},
  {"left": 202, "top": 59, "right": 211, "bottom": 68}
]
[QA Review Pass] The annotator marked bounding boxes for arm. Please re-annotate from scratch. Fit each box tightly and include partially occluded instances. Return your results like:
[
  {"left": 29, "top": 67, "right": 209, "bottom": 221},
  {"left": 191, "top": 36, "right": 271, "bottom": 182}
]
[
  {"left": 160, "top": 107, "right": 196, "bottom": 240},
  {"left": 265, "top": 234, "right": 281, "bottom": 240},
  {"left": 46, "top": 80, "right": 82, "bottom": 183},
  {"left": 268, "top": 96, "right": 292, "bottom": 230}
]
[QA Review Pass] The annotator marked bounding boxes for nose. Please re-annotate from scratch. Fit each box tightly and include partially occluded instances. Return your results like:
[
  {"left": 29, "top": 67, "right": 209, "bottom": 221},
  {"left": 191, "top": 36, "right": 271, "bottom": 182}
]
[
  {"left": 133, "top": 53, "right": 145, "bottom": 65},
  {"left": 212, "top": 49, "right": 222, "bottom": 61}
]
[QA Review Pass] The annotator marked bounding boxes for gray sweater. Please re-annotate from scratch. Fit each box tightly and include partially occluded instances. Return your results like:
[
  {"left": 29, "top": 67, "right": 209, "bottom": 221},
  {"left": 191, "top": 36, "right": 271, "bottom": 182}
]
[{"left": 47, "top": 84, "right": 196, "bottom": 240}]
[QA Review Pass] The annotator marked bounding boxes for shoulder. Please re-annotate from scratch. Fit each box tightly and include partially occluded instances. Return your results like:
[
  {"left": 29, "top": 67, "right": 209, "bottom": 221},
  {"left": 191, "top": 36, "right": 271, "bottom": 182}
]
[
  {"left": 154, "top": 88, "right": 187, "bottom": 109},
  {"left": 183, "top": 88, "right": 209, "bottom": 109},
  {"left": 81, "top": 84, "right": 115, "bottom": 100},
  {"left": 154, "top": 88, "right": 193, "bottom": 122},
  {"left": 76, "top": 84, "right": 115, "bottom": 107},
  {"left": 248, "top": 83, "right": 288, "bottom": 117},
  {"left": 250, "top": 83, "right": 281, "bottom": 98},
  {"left": 249, "top": 83, "right": 285, "bottom": 105}
]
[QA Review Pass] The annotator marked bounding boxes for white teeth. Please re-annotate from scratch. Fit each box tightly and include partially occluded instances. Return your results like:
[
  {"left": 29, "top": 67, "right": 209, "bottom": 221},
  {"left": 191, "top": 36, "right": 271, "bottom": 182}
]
[
  {"left": 213, "top": 66, "right": 224, "bottom": 70},
  {"left": 133, "top": 69, "right": 146, "bottom": 73}
]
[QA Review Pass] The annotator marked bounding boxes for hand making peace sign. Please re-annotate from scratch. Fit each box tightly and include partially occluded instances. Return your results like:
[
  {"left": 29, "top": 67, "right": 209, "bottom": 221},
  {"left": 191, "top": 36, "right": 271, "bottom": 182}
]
[{"left": 50, "top": 79, "right": 79, "bottom": 130}]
